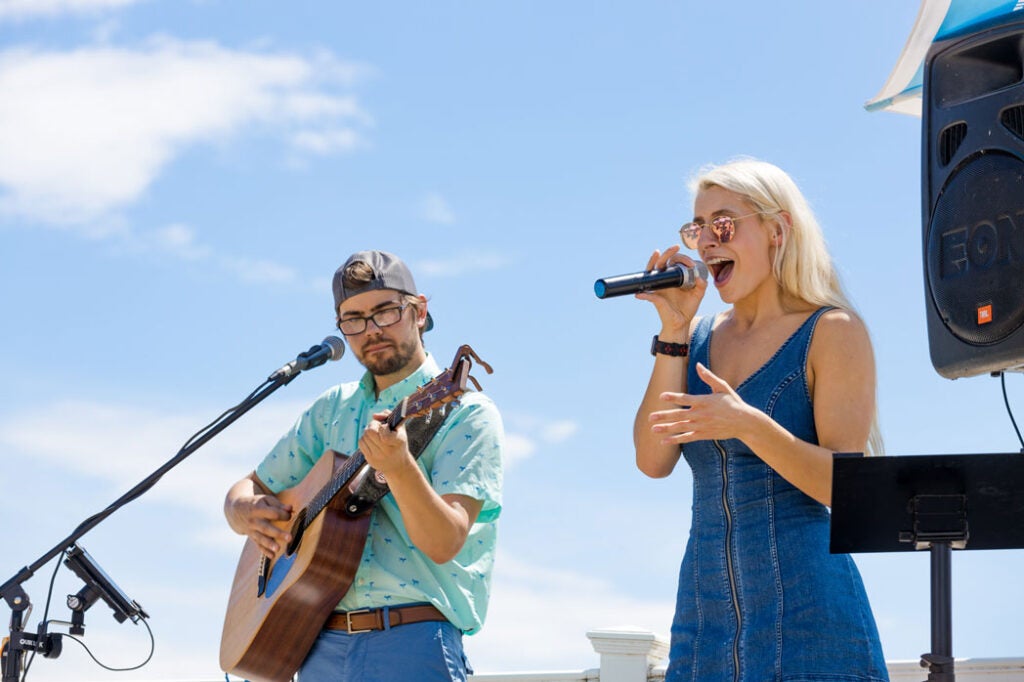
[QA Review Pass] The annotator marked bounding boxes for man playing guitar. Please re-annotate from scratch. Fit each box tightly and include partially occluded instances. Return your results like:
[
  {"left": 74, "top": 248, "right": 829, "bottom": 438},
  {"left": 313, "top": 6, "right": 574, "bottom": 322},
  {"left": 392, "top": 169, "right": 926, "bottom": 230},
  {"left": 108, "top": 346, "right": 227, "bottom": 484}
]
[{"left": 223, "top": 250, "right": 504, "bottom": 682}]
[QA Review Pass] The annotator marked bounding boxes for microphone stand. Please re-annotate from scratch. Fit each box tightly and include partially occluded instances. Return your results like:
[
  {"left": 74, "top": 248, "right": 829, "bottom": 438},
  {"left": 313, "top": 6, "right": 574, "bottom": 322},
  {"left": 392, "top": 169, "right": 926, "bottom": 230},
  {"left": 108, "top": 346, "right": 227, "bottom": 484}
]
[{"left": 1, "top": 368, "right": 305, "bottom": 682}]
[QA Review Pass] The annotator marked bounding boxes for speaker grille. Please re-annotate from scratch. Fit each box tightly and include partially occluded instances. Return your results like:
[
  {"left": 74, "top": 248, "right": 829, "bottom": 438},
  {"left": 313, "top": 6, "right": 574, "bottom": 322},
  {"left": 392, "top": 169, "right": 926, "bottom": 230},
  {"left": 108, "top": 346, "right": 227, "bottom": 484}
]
[
  {"left": 927, "top": 151, "right": 1024, "bottom": 345},
  {"left": 938, "top": 122, "right": 968, "bottom": 166},
  {"left": 1002, "top": 104, "right": 1024, "bottom": 140}
]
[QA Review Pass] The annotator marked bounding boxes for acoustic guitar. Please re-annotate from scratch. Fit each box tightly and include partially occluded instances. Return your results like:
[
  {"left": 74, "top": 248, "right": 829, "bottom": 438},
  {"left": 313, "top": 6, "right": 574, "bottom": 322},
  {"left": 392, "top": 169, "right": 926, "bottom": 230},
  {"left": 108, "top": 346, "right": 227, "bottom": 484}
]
[{"left": 220, "top": 345, "right": 491, "bottom": 682}]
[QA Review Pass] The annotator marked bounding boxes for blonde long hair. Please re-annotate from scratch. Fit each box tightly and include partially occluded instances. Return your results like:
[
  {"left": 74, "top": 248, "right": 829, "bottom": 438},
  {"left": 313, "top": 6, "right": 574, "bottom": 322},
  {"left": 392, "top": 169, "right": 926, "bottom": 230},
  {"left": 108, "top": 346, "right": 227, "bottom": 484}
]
[{"left": 690, "top": 158, "right": 884, "bottom": 456}]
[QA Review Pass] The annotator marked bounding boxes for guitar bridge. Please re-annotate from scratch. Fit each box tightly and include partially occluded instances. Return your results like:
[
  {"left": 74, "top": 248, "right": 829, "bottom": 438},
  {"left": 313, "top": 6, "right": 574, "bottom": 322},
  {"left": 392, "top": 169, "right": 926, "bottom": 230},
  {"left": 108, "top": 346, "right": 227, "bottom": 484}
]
[{"left": 256, "top": 556, "right": 268, "bottom": 597}]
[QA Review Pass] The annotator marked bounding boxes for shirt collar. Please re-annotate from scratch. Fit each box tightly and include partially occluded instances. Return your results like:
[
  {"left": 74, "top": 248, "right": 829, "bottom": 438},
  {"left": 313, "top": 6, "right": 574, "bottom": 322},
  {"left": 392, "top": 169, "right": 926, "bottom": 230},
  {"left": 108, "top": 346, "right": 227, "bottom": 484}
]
[{"left": 357, "top": 352, "right": 442, "bottom": 407}]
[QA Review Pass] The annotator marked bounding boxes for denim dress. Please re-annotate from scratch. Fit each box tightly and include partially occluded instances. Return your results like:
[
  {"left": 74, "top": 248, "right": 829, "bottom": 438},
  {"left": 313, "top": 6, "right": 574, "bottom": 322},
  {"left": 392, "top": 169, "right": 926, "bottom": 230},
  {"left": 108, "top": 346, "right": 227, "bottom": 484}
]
[{"left": 666, "top": 308, "right": 889, "bottom": 682}]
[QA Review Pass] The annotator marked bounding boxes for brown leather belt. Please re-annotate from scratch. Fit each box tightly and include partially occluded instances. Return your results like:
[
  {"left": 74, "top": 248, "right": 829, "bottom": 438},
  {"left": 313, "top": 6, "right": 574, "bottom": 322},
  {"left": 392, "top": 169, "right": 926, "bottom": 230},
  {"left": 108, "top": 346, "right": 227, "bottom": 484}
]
[{"left": 324, "top": 605, "right": 447, "bottom": 634}]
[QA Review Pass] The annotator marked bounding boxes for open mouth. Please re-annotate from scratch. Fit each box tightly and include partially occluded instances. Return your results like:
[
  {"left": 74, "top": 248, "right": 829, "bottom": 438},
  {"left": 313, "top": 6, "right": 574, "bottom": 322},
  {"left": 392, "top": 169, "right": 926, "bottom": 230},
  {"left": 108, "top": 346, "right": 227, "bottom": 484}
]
[{"left": 705, "top": 256, "right": 734, "bottom": 285}]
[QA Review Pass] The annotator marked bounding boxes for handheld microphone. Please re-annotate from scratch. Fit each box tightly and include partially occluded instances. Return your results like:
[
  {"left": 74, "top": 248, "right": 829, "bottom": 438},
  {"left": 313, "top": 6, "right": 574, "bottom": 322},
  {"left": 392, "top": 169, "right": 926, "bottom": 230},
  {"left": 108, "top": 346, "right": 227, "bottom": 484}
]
[
  {"left": 594, "top": 262, "right": 709, "bottom": 299},
  {"left": 271, "top": 336, "right": 345, "bottom": 380}
]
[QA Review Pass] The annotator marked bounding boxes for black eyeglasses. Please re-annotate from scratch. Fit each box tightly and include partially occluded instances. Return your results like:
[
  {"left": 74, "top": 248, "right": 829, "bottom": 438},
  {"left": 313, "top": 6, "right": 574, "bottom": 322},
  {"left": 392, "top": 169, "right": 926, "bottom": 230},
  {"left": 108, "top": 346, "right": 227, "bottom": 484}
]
[
  {"left": 337, "top": 303, "right": 409, "bottom": 336},
  {"left": 679, "top": 212, "right": 762, "bottom": 250}
]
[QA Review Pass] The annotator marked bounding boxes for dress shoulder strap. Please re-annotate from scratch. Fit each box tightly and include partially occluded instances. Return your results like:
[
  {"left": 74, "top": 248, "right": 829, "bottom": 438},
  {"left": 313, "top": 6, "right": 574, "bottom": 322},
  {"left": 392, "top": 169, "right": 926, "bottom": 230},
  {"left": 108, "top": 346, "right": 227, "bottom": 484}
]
[
  {"left": 795, "top": 306, "right": 836, "bottom": 355},
  {"left": 685, "top": 315, "right": 716, "bottom": 394},
  {"left": 688, "top": 315, "right": 715, "bottom": 364}
]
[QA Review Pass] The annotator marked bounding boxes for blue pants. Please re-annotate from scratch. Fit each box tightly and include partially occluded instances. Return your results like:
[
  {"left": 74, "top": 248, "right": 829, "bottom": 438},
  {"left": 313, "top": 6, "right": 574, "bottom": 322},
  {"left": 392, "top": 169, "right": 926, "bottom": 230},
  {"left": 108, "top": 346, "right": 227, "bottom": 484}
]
[{"left": 298, "top": 620, "right": 471, "bottom": 682}]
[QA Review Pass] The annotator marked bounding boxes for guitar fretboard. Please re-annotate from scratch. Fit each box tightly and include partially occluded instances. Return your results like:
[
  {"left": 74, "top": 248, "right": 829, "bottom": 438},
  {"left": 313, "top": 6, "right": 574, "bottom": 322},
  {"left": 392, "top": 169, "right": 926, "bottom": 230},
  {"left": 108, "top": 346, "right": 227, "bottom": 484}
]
[{"left": 300, "top": 398, "right": 409, "bottom": 530}]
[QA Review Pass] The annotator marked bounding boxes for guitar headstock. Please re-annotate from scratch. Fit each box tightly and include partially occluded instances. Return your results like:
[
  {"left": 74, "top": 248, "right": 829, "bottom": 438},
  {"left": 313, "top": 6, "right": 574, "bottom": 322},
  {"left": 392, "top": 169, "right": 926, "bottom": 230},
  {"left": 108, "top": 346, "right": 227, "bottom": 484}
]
[{"left": 390, "top": 345, "right": 493, "bottom": 426}]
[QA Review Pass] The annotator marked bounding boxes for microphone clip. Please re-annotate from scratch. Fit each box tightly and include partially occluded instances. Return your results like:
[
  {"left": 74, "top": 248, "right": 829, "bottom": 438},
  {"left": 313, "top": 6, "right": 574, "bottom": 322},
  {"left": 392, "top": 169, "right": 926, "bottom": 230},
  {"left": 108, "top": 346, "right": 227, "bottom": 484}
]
[
  {"left": 270, "top": 336, "right": 345, "bottom": 381},
  {"left": 63, "top": 544, "right": 147, "bottom": 627}
]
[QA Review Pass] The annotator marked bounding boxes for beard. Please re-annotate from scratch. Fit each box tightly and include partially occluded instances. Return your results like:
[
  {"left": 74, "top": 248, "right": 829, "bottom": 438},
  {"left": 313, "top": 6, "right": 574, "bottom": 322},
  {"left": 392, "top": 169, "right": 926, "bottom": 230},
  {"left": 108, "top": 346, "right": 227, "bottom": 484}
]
[{"left": 358, "top": 335, "right": 420, "bottom": 377}]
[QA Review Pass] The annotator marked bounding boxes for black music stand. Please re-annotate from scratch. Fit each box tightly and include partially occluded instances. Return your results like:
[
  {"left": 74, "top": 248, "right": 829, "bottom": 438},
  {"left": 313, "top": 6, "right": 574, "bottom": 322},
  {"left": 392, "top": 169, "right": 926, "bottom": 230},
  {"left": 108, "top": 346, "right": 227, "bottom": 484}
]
[{"left": 830, "top": 452, "right": 1024, "bottom": 682}]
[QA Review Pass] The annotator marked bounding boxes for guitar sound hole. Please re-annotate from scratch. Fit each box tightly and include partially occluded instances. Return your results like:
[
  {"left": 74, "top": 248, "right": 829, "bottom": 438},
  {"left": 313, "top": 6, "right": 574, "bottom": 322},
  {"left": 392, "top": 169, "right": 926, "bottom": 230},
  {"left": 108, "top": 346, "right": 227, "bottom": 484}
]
[{"left": 286, "top": 509, "right": 306, "bottom": 556}]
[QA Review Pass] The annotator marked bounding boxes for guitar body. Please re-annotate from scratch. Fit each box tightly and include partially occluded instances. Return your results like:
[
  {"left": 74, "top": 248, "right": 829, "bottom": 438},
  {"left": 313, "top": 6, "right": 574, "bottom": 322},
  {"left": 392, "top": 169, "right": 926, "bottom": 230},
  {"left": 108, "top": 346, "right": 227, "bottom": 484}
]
[{"left": 220, "top": 450, "right": 371, "bottom": 682}]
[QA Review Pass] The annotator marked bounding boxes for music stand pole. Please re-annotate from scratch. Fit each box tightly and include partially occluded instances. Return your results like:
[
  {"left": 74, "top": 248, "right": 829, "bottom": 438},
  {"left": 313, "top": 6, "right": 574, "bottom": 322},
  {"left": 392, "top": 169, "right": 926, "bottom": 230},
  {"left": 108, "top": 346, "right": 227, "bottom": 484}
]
[
  {"left": 923, "top": 542, "right": 955, "bottom": 681},
  {"left": 830, "top": 452, "right": 1024, "bottom": 682},
  {"left": 900, "top": 492, "right": 966, "bottom": 681}
]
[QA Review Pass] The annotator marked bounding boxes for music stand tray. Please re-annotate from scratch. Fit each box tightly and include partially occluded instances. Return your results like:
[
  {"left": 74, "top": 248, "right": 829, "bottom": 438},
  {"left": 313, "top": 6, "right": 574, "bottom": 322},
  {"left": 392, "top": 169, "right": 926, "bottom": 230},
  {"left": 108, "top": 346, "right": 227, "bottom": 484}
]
[{"left": 830, "top": 452, "right": 1024, "bottom": 682}]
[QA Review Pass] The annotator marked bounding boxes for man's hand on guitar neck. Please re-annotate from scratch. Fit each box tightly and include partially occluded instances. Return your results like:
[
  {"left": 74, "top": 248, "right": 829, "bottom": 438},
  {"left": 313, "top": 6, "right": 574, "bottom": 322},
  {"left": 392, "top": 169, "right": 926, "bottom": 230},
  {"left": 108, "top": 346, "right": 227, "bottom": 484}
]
[
  {"left": 361, "top": 411, "right": 417, "bottom": 480},
  {"left": 361, "top": 412, "right": 483, "bottom": 565},
  {"left": 224, "top": 473, "right": 294, "bottom": 558}
]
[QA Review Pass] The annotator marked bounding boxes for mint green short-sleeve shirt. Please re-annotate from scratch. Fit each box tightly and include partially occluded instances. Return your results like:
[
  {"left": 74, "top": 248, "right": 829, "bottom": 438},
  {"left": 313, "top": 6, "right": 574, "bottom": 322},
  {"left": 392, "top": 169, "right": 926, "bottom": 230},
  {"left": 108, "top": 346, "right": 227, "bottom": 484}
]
[{"left": 255, "top": 353, "right": 503, "bottom": 633}]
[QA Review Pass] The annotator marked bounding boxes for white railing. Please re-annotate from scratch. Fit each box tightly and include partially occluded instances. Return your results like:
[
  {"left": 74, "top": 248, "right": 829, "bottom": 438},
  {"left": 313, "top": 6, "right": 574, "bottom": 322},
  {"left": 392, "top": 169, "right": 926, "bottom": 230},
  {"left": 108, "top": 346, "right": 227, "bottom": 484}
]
[
  {"left": 210, "top": 628, "right": 1024, "bottom": 682},
  {"left": 887, "top": 657, "right": 1024, "bottom": 682},
  {"left": 467, "top": 628, "right": 1024, "bottom": 682}
]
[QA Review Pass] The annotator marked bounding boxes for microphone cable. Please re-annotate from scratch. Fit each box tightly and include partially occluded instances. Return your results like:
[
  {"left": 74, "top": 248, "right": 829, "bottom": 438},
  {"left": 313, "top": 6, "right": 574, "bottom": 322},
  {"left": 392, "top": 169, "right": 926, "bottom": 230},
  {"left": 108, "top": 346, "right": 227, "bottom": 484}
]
[
  {"left": 49, "top": 617, "right": 154, "bottom": 673},
  {"left": 16, "top": 556, "right": 61, "bottom": 681},
  {"left": 19, "top": 556, "right": 154, "bottom": 681}
]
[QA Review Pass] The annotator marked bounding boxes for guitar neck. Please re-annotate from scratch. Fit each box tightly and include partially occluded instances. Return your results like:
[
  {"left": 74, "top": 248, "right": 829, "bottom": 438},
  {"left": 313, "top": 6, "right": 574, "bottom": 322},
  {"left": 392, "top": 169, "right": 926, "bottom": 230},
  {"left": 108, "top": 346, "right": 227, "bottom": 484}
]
[{"left": 300, "top": 399, "right": 410, "bottom": 530}]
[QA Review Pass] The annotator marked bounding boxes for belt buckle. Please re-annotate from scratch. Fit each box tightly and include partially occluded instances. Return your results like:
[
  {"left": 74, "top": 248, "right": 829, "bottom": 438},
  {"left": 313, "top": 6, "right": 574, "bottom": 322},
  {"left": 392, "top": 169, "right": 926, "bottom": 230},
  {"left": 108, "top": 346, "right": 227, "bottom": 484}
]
[{"left": 344, "top": 608, "right": 373, "bottom": 634}]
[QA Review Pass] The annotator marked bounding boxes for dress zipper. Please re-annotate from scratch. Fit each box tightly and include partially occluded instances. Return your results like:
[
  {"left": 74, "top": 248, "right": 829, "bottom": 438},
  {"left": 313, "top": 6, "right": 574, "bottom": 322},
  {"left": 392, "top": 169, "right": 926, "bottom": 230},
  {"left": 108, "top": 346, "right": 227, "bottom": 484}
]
[{"left": 715, "top": 439, "right": 741, "bottom": 682}]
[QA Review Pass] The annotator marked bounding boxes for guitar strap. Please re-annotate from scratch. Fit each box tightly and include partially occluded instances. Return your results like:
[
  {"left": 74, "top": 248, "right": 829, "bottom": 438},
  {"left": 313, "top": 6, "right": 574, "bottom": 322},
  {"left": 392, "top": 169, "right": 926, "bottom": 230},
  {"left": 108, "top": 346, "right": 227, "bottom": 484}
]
[{"left": 345, "top": 401, "right": 453, "bottom": 512}]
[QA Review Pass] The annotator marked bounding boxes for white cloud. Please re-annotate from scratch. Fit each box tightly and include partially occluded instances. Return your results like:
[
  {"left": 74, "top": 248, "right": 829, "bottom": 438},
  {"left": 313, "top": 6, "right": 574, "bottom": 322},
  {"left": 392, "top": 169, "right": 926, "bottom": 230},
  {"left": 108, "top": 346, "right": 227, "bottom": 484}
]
[
  {"left": 281, "top": 92, "right": 365, "bottom": 119},
  {"left": 0, "top": 398, "right": 307, "bottom": 520},
  {"left": 0, "top": 39, "right": 372, "bottom": 225},
  {"left": 148, "top": 222, "right": 211, "bottom": 260},
  {"left": 503, "top": 432, "right": 536, "bottom": 467},
  {"left": 419, "top": 191, "right": 456, "bottom": 225},
  {"left": 106, "top": 221, "right": 301, "bottom": 287},
  {"left": 499, "top": 413, "right": 580, "bottom": 467},
  {"left": 0, "top": 399, "right": 577, "bottom": 531},
  {"left": 541, "top": 419, "right": 579, "bottom": 443},
  {"left": 0, "top": 0, "right": 143, "bottom": 21},
  {"left": 469, "top": 553, "right": 672, "bottom": 673},
  {"left": 416, "top": 250, "right": 513, "bottom": 278},
  {"left": 219, "top": 254, "right": 298, "bottom": 285},
  {"left": 291, "top": 127, "right": 362, "bottom": 155},
  {"left": 0, "top": 399, "right": 558, "bottom": 515}
]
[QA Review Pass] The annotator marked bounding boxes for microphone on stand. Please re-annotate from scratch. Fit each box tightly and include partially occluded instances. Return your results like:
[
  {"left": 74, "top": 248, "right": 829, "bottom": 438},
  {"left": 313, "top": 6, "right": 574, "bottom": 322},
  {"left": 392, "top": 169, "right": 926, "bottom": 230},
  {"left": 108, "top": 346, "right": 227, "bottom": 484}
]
[
  {"left": 271, "top": 336, "right": 345, "bottom": 380},
  {"left": 594, "top": 262, "right": 709, "bottom": 299}
]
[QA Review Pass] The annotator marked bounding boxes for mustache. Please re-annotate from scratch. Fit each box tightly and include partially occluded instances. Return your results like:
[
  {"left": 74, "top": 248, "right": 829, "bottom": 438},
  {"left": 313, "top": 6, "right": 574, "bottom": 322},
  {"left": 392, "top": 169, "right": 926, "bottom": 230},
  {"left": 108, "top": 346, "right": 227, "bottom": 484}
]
[{"left": 359, "top": 337, "right": 394, "bottom": 352}]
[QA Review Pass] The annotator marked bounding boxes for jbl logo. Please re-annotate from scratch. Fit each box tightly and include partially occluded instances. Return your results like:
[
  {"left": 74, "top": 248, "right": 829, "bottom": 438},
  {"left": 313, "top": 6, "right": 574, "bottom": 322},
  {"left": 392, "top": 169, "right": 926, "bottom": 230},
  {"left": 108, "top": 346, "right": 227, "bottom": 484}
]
[{"left": 940, "top": 210, "right": 1024, "bottom": 279}]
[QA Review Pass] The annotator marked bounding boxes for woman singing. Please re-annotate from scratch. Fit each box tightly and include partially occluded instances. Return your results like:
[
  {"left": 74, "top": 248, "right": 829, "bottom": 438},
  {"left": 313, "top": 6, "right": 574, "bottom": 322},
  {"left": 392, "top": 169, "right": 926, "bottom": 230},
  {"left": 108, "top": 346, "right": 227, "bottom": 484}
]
[{"left": 634, "top": 159, "right": 888, "bottom": 681}]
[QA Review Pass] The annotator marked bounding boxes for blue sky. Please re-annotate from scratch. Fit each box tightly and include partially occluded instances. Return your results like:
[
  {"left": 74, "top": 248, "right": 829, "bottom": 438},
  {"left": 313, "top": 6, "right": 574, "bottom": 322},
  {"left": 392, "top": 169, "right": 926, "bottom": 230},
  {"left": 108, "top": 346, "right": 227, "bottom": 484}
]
[{"left": 2, "top": 1, "right": 1024, "bottom": 679}]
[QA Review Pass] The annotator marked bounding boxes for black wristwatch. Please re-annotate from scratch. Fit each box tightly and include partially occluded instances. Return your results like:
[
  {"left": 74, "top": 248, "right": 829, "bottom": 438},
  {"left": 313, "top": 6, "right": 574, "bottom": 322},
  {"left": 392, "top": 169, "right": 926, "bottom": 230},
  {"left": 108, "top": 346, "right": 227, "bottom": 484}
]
[{"left": 651, "top": 335, "right": 689, "bottom": 357}]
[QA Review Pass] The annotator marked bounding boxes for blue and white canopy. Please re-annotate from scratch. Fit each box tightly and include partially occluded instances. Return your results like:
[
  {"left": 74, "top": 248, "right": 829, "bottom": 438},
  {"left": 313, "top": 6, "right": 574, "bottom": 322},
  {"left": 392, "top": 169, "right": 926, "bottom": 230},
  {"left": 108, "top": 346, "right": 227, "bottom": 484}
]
[{"left": 866, "top": 0, "right": 1024, "bottom": 115}]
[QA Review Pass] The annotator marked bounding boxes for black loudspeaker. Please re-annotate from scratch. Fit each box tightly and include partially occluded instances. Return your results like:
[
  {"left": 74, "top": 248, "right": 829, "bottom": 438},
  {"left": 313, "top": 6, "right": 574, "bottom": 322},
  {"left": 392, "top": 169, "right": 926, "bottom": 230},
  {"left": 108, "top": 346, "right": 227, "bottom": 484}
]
[{"left": 922, "top": 17, "right": 1024, "bottom": 379}]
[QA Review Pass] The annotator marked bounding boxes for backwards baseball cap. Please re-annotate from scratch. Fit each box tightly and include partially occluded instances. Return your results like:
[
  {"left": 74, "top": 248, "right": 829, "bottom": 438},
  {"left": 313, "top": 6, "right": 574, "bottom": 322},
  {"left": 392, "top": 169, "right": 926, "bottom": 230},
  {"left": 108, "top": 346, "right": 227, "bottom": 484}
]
[{"left": 332, "top": 250, "right": 434, "bottom": 332}]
